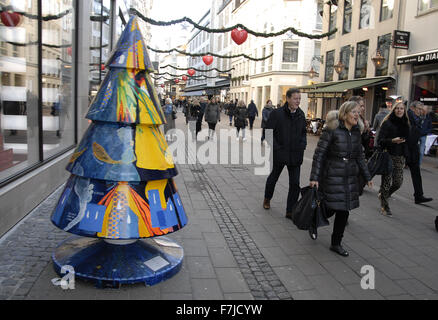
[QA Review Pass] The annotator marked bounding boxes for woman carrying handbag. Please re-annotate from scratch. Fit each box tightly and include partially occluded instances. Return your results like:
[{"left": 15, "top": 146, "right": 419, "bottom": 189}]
[
  {"left": 376, "top": 102, "right": 410, "bottom": 217},
  {"left": 309, "top": 101, "right": 372, "bottom": 257}
]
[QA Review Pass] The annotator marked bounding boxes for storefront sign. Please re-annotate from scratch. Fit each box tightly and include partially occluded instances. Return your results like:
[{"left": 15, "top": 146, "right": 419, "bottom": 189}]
[
  {"left": 393, "top": 30, "right": 410, "bottom": 49},
  {"left": 397, "top": 50, "right": 438, "bottom": 65}
]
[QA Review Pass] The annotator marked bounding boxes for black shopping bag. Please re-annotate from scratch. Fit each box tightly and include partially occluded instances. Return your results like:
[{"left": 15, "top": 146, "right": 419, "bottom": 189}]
[
  {"left": 292, "top": 186, "right": 329, "bottom": 230},
  {"left": 367, "top": 148, "right": 393, "bottom": 178}
]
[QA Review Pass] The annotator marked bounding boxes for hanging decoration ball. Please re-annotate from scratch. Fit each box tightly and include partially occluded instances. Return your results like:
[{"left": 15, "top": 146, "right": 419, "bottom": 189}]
[
  {"left": 67, "top": 47, "right": 72, "bottom": 56},
  {"left": 101, "top": 64, "right": 105, "bottom": 71},
  {"left": 182, "top": 75, "right": 188, "bottom": 81},
  {"left": 231, "top": 28, "right": 248, "bottom": 45},
  {"left": 202, "top": 55, "right": 213, "bottom": 66},
  {"left": 187, "top": 69, "right": 196, "bottom": 76},
  {"left": 174, "top": 78, "right": 180, "bottom": 83},
  {"left": 160, "top": 84, "right": 165, "bottom": 88},
  {"left": 0, "top": 11, "right": 22, "bottom": 27}
]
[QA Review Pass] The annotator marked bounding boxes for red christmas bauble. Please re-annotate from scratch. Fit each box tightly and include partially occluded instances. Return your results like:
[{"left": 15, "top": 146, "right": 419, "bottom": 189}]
[
  {"left": 0, "top": 11, "right": 21, "bottom": 27},
  {"left": 161, "top": 84, "right": 165, "bottom": 88},
  {"left": 202, "top": 55, "right": 213, "bottom": 66},
  {"left": 101, "top": 64, "right": 105, "bottom": 71},
  {"left": 187, "top": 69, "right": 196, "bottom": 76},
  {"left": 182, "top": 75, "right": 188, "bottom": 81},
  {"left": 67, "top": 47, "right": 72, "bottom": 56},
  {"left": 174, "top": 79, "right": 180, "bottom": 83},
  {"left": 231, "top": 28, "right": 248, "bottom": 45}
]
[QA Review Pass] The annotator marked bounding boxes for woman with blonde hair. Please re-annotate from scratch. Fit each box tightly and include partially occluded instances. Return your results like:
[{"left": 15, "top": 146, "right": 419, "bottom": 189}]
[
  {"left": 377, "top": 102, "right": 410, "bottom": 216},
  {"left": 310, "top": 101, "right": 372, "bottom": 257}
]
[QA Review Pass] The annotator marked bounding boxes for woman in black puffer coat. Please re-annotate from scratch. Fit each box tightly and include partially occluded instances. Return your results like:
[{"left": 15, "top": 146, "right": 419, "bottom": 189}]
[
  {"left": 310, "top": 101, "right": 372, "bottom": 257},
  {"left": 377, "top": 102, "right": 410, "bottom": 217}
]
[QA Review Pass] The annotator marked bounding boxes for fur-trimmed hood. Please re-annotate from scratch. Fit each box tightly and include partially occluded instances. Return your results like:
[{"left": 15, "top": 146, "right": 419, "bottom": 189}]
[{"left": 324, "top": 110, "right": 364, "bottom": 133}]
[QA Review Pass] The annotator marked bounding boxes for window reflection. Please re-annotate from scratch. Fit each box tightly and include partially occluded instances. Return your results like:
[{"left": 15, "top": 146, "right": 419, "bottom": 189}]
[
  {"left": 355, "top": 40, "right": 369, "bottom": 78},
  {"left": 0, "top": 0, "right": 39, "bottom": 181},
  {"left": 325, "top": 50, "right": 335, "bottom": 82},
  {"left": 359, "top": 0, "right": 372, "bottom": 29},
  {"left": 376, "top": 33, "right": 391, "bottom": 76}
]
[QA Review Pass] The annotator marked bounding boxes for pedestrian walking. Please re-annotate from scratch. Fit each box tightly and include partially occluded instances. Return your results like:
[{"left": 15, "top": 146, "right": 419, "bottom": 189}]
[
  {"left": 247, "top": 100, "right": 259, "bottom": 130},
  {"left": 419, "top": 104, "right": 433, "bottom": 165},
  {"left": 263, "top": 88, "right": 307, "bottom": 219},
  {"left": 163, "top": 97, "right": 176, "bottom": 141},
  {"left": 377, "top": 102, "right": 410, "bottom": 216},
  {"left": 234, "top": 100, "right": 248, "bottom": 141},
  {"left": 407, "top": 101, "right": 433, "bottom": 204},
  {"left": 228, "top": 99, "right": 237, "bottom": 126},
  {"left": 196, "top": 97, "right": 208, "bottom": 138},
  {"left": 372, "top": 101, "right": 392, "bottom": 146},
  {"left": 204, "top": 97, "right": 221, "bottom": 140},
  {"left": 261, "top": 100, "right": 274, "bottom": 142},
  {"left": 309, "top": 101, "right": 373, "bottom": 257}
]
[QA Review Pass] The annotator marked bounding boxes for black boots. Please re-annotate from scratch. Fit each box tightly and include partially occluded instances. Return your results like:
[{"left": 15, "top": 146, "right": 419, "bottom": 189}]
[
  {"left": 415, "top": 196, "right": 433, "bottom": 204},
  {"left": 308, "top": 226, "right": 317, "bottom": 240},
  {"left": 330, "top": 245, "right": 349, "bottom": 257}
]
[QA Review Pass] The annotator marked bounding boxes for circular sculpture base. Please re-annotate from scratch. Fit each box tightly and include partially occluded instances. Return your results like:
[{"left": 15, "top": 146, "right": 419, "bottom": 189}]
[{"left": 52, "top": 236, "right": 183, "bottom": 288}]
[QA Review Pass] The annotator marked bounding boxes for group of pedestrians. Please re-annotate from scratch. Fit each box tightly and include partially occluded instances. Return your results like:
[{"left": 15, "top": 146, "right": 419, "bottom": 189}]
[{"left": 262, "top": 88, "right": 434, "bottom": 257}]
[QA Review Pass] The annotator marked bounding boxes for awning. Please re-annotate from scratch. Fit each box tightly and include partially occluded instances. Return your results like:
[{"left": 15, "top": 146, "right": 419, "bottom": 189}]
[
  {"left": 305, "top": 76, "right": 394, "bottom": 98},
  {"left": 297, "top": 82, "right": 334, "bottom": 93},
  {"left": 181, "top": 90, "right": 205, "bottom": 97}
]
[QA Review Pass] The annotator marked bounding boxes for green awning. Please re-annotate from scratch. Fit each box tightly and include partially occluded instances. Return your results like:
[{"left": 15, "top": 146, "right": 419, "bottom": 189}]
[
  {"left": 297, "top": 82, "right": 334, "bottom": 93},
  {"left": 312, "top": 77, "right": 394, "bottom": 93}
]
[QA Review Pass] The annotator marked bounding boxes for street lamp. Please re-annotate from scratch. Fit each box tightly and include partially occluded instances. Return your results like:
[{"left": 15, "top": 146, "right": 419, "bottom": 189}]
[
  {"left": 372, "top": 50, "right": 385, "bottom": 68},
  {"left": 334, "top": 61, "right": 345, "bottom": 74},
  {"left": 308, "top": 67, "right": 318, "bottom": 79},
  {"left": 308, "top": 55, "right": 324, "bottom": 78}
]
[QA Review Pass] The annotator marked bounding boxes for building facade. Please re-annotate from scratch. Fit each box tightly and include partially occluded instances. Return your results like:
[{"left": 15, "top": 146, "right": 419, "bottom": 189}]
[
  {"left": 228, "top": 0, "right": 323, "bottom": 114},
  {"left": 0, "top": 0, "right": 152, "bottom": 237}
]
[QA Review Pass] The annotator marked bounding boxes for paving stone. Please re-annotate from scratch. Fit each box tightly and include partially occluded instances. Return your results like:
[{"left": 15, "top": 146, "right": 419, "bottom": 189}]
[
  {"left": 192, "top": 278, "right": 224, "bottom": 300},
  {"left": 216, "top": 268, "right": 250, "bottom": 293},
  {"left": 186, "top": 256, "right": 216, "bottom": 279},
  {"left": 321, "top": 260, "right": 362, "bottom": 285},
  {"left": 308, "top": 274, "right": 355, "bottom": 300},
  {"left": 344, "top": 284, "right": 385, "bottom": 300}
]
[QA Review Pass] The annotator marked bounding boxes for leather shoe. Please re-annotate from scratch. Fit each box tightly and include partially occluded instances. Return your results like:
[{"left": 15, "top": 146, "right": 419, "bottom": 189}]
[
  {"left": 285, "top": 212, "right": 293, "bottom": 220},
  {"left": 415, "top": 196, "right": 433, "bottom": 204},
  {"left": 263, "top": 198, "right": 270, "bottom": 209},
  {"left": 308, "top": 228, "right": 317, "bottom": 240},
  {"left": 330, "top": 245, "right": 349, "bottom": 257}
]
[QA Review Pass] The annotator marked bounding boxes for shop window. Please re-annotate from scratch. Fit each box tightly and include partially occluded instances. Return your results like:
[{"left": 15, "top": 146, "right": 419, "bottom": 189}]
[
  {"left": 419, "top": 0, "right": 438, "bottom": 12},
  {"left": 325, "top": 50, "right": 335, "bottom": 82},
  {"left": 343, "top": 0, "right": 352, "bottom": 34},
  {"left": 375, "top": 34, "right": 391, "bottom": 76},
  {"left": 411, "top": 69, "right": 438, "bottom": 109},
  {"left": 380, "top": 0, "right": 394, "bottom": 21},
  {"left": 355, "top": 40, "right": 369, "bottom": 78}
]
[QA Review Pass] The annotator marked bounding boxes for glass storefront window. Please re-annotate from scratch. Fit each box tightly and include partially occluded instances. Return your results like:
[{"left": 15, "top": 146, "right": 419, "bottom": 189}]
[
  {"left": 325, "top": 50, "right": 335, "bottom": 82},
  {"left": 355, "top": 40, "right": 369, "bottom": 78},
  {"left": 0, "top": 1, "right": 39, "bottom": 182},
  {"left": 376, "top": 33, "right": 391, "bottom": 76},
  {"left": 42, "top": 0, "right": 75, "bottom": 159},
  {"left": 412, "top": 69, "right": 438, "bottom": 111},
  {"left": 419, "top": 0, "right": 438, "bottom": 12}
]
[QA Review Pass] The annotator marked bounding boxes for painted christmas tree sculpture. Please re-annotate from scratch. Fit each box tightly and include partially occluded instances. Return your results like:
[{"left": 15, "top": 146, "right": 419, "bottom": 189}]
[{"left": 50, "top": 16, "right": 187, "bottom": 287}]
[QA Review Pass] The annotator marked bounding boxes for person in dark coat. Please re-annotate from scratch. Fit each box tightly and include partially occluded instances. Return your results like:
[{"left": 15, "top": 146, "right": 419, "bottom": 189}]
[
  {"left": 234, "top": 100, "right": 248, "bottom": 141},
  {"left": 419, "top": 104, "right": 433, "bottom": 165},
  {"left": 247, "top": 100, "right": 259, "bottom": 130},
  {"left": 377, "top": 102, "right": 410, "bottom": 216},
  {"left": 204, "top": 97, "right": 221, "bottom": 140},
  {"left": 197, "top": 97, "right": 207, "bottom": 138},
  {"left": 263, "top": 88, "right": 307, "bottom": 218},
  {"left": 228, "top": 99, "right": 237, "bottom": 126},
  {"left": 407, "top": 101, "right": 433, "bottom": 204},
  {"left": 310, "top": 101, "right": 372, "bottom": 257},
  {"left": 261, "top": 100, "right": 274, "bottom": 142}
]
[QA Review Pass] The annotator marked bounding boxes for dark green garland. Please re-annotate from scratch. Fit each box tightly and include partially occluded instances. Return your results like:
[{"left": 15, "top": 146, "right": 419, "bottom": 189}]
[
  {"left": 129, "top": 7, "right": 337, "bottom": 40},
  {"left": 153, "top": 71, "right": 226, "bottom": 79},
  {"left": 147, "top": 46, "right": 272, "bottom": 61},
  {"left": 160, "top": 64, "right": 234, "bottom": 73},
  {"left": 0, "top": 6, "right": 73, "bottom": 21}
]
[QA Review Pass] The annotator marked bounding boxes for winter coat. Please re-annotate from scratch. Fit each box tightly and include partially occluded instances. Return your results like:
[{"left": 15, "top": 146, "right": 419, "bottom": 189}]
[
  {"left": 266, "top": 103, "right": 307, "bottom": 166},
  {"left": 234, "top": 106, "right": 248, "bottom": 128},
  {"left": 406, "top": 109, "right": 422, "bottom": 164},
  {"left": 247, "top": 102, "right": 258, "bottom": 118},
  {"left": 228, "top": 103, "right": 236, "bottom": 116},
  {"left": 420, "top": 114, "right": 433, "bottom": 137},
  {"left": 310, "top": 113, "right": 371, "bottom": 211},
  {"left": 204, "top": 103, "right": 221, "bottom": 124},
  {"left": 372, "top": 109, "right": 390, "bottom": 146},
  {"left": 261, "top": 105, "right": 274, "bottom": 129},
  {"left": 377, "top": 113, "right": 410, "bottom": 157}
]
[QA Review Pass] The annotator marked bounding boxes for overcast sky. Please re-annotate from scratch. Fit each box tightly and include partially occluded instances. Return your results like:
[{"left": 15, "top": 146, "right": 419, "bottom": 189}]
[{"left": 149, "top": 0, "right": 212, "bottom": 50}]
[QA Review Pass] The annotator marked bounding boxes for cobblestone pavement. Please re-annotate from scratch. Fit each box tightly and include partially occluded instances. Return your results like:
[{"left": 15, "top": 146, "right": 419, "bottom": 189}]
[{"left": 1, "top": 110, "right": 438, "bottom": 300}]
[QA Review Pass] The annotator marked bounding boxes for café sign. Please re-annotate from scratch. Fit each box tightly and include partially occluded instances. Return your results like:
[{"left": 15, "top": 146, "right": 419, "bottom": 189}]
[
  {"left": 397, "top": 50, "right": 438, "bottom": 65},
  {"left": 393, "top": 30, "right": 410, "bottom": 49}
]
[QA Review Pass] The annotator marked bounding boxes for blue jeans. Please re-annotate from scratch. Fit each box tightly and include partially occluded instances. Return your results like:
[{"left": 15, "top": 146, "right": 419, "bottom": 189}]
[{"left": 419, "top": 135, "right": 427, "bottom": 165}]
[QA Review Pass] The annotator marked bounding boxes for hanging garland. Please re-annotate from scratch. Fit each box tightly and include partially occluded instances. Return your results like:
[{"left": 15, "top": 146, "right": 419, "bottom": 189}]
[
  {"left": 129, "top": 7, "right": 337, "bottom": 40},
  {"left": 153, "top": 71, "right": 224, "bottom": 79},
  {"left": 147, "top": 45, "right": 273, "bottom": 61},
  {"left": 160, "top": 64, "right": 235, "bottom": 73},
  {"left": 0, "top": 5, "right": 73, "bottom": 21},
  {"left": 3, "top": 40, "right": 107, "bottom": 50}
]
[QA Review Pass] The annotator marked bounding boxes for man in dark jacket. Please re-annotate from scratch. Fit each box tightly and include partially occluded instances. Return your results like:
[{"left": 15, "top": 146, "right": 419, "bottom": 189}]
[
  {"left": 247, "top": 100, "right": 259, "bottom": 130},
  {"left": 407, "top": 101, "right": 432, "bottom": 204},
  {"left": 263, "top": 88, "right": 307, "bottom": 219}
]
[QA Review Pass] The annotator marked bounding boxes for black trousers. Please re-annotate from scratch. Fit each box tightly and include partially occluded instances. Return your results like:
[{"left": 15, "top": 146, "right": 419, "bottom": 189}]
[
  {"left": 331, "top": 210, "right": 349, "bottom": 246},
  {"left": 264, "top": 163, "right": 300, "bottom": 213},
  {"left": 249, "top": 116, "right": 255, "bottom": 130},
  {"left": 407, "top": 162, "right": 424, "bottom": 199}
]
